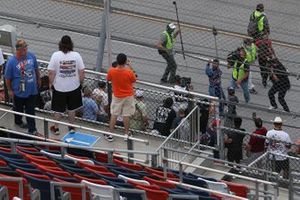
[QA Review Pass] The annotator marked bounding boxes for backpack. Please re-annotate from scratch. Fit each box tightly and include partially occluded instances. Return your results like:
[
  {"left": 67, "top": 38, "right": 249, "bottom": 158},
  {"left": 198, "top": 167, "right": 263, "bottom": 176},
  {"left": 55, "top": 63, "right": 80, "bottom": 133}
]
[{"left": 247, "top": 13, "right": 264, "bottom": 38}]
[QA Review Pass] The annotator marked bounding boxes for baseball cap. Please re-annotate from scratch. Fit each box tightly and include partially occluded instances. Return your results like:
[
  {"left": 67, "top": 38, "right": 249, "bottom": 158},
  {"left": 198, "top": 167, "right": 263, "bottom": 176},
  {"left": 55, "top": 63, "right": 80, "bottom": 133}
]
[
  {"left": 273, "top": 116, "right": 283, "bottom": 123},
  {"left": 135, "top": 90, "right": 144, "bottom": 98}
]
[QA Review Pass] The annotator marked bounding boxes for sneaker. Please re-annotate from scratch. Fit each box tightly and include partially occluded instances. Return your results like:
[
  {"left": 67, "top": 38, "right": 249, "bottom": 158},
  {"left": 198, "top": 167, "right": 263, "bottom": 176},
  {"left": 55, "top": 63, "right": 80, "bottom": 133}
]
[
  {"left": 50, "top": 126, "right": 60, "bottom": 135},
  {"left": 269, "top": 106, "right": 277, "bottom": 110},
  {"left": 15, "top": 122, "right": 28, "bottom": 129},
  {"left": 249, "top": 88, "right": 258, "bottom": 94},
  {"left": 160, "top": 78, "right": 167, "bottom": 83},
  {"left": 105, "top": 134, "right": 114, "bottom": 142}
]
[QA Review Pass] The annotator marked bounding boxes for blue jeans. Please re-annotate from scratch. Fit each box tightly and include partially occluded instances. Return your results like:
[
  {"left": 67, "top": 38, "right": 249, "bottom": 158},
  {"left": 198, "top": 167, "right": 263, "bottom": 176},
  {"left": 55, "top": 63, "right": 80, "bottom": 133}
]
[
  {"left": 230, "top": 78, "right": 250, "bottom": 103},
  {"left": 208, "top": 85, "right": 225, "bottom": 113},
  {"left": 13, "top": 95, "right": 37, "bottom": 133}
]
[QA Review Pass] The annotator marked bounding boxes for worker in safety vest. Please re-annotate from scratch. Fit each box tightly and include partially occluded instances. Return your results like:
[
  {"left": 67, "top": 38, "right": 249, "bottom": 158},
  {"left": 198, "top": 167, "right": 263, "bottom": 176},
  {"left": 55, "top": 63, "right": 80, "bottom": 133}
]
[
  {"left": 243, "top": 39, "right": 258, "bottom": 94},
  {"left": 248, "top": 3, "right": 270, "bottom": 39},
  {"left": 156, "top": 23, "right": 180, "bottom": 84},
  {"left": 227, "top": 48, "right": 250, "bottom": 103}
]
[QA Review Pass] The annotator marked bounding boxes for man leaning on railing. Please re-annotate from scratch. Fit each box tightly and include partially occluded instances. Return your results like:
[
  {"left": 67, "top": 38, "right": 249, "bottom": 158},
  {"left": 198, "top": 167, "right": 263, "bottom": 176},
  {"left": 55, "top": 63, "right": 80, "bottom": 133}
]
[{"left": 265, "top": 116, "right": 291, "bottom": 179}]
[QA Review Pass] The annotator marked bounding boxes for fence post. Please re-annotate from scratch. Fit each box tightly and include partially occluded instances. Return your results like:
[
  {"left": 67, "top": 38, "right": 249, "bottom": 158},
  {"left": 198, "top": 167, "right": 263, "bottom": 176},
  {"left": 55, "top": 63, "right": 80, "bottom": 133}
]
[
  {"left": 127, "top": 138, "right": 134, "bottom": 163},
  {"left": 216, "top": 101, "right": 224, "bottom": 160},
  {"left": 264, "top": 153, "right": 270, "bottom": 200},
  {"left": 43, "top": 119, "right": 49, "bottom": 139},
  {"left": 289, "top": 171, "right": 294, "bottom": 200},
  {"left": 179, "top": 162, "right": 183, "bottom": 183},
  {"left": 95, "top": 0, "right": 109, "bottom": 72},
  {"left": 151, "top": 154, "right": 158, "bottom": 168},
  {"left": 163, "top": 148, "right": 169, "bottom": 168},
  {"left": 107, "top": 151, "right": 113, "bottom": 164}
]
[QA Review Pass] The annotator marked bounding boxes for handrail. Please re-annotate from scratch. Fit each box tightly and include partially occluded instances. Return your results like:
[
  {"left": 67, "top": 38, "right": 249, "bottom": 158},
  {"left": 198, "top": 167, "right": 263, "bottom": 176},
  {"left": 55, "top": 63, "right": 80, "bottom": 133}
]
[
  {"left": 167, "top": 180, "right": 248, "bottom": 200},
  {"left": 0, "top": 134, "right": 158, "bottom": 155},
  {"left": 0, "top": 107, "right": 148, "bottom": 144},
  {"left": 163, "top": 157, "right": 276, "bottom": 186}
]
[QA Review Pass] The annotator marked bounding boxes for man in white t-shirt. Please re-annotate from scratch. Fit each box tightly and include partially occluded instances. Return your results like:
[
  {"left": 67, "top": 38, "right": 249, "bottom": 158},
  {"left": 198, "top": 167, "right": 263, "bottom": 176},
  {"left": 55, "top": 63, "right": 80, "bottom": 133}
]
[
  {"left": 48, "top": 35, "right": 85, "bottom": 135},
  {"left": 266, "top": 116, "right": 291, "bottom": 179}
]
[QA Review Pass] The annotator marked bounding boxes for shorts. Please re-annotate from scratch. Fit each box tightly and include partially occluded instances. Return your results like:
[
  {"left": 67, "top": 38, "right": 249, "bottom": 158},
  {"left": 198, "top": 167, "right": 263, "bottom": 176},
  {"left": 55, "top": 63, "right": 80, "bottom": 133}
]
[
  {"left": 111, "top": 95, "right": 135, "bottom": 117},
  {"left": 51, "top": 86, "right": 82, "bottom": 113}
]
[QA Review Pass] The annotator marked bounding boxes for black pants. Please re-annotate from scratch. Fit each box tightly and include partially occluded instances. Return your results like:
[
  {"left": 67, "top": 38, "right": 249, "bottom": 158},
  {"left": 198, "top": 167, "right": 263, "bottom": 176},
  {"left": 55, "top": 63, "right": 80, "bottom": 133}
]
[
  {"left": 258, "top": 57, "right": 270, "bottom": 86},
  {"left": 159, "top": 51, "right": 177, "bottom": 83},
  {"left": 268, "top": 83, "right": 290, "bottom": 112},
  {"left": 13, "top": 95, "right": 37, "bottom": 133}
]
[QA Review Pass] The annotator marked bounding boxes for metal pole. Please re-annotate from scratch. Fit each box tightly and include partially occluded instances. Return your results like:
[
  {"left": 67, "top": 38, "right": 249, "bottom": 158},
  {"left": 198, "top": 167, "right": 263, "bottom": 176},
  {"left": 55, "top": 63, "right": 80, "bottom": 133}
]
[
  {"left": 127, "top": 138, "right": 134, "bottom": 163},
  {"left": 151, "top": 154, "right": 158, "bottom": 168},
  {"left": 216, "top": 101, "right": 224, "bottom": 160},
  {"left": 95, "top": 0, "right": 108, "bottom": 72},
  {"left": 212, "top": 26, "right": 219, "bottom": 58},
  {"left": 107, "top": 151, "right": 113, "bottom": 164},
  {"left": 106, "top": 0, "right": 112, "bottom": 69},
  {"left": 289, "top": 172, "right": 294, "bottom": 200},
  {"left": 43, "top": 119, "right": 49, "bottom": 139}
]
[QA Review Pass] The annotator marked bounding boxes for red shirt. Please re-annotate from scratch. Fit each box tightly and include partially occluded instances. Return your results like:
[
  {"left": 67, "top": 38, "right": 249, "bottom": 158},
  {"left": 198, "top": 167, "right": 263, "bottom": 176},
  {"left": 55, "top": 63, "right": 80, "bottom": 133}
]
[
  {"left": 106, "top": 66, "right": 136, "bottom": 98},
  {"left": 248, "top": 127, "right": 267, "bottom": 153}
]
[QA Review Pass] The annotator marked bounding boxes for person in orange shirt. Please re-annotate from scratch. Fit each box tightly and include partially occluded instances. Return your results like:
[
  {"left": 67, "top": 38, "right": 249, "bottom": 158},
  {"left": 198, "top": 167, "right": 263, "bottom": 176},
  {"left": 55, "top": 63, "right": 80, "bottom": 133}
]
[{"left": 106, "top": 53, "right": 136, "bottom": 142}]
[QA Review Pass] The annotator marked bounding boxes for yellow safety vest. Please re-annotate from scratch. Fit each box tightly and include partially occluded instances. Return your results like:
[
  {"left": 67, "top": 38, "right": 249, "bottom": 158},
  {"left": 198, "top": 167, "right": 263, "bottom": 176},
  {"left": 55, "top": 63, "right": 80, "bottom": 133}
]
[
  {"left": 232, "top": 59, "right": 248, "bottom": 81},
  {"left": 253, "top": 11, "right": 265, "bottom": 32},
  {"left": 244, "top": 43, "right": 257, "bottom": 63},
  {"left": 162, "top": 31, "right": 175, "bottom": 50}
]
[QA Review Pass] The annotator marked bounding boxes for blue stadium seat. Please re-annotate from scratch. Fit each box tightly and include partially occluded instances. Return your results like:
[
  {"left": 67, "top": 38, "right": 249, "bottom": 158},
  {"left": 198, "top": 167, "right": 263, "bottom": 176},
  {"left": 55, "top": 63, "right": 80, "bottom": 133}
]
[
  {"left": 106, "top": 180, "right": 134, "bottom": 189},
  {"left": 7, "top": 160, "right": 36, "bottom": 168},
  {"left": 52, "top": 157, "right": 75, "bottom": 165},
  {"left": 8, "top": 163, "right": 41, "bottom": 174},
  {"left": 0, "top": 151, "right": 23, "bottom": 159},
  {"left": 182, "top": 176, "right": 208, "bottom": 188},
  {"left": 59, "top": 163, "right": 95, "bottom": 178},
  {"left": 94, "top": 173, "right": 125, "bottom": 183},
  {"left": 24, "top": 175, "right": 54, "bottom": 200},
  {"left": 0, "top": 166, "right": 19, "bottom": 176},
  {"left": 109, "top": 168, "right": 141, "bottom": 179},
  {"left": 45, "top": 172, "right": 79, "bottom": 183}
]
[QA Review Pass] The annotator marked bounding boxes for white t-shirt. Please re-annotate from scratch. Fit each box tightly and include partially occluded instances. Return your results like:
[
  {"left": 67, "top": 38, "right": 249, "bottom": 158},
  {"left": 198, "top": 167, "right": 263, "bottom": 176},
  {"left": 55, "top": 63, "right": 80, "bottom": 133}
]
[
  {"left": 0, "top": 49, "right": 4, "bottom": 66},
  {"left": 266, "top": 129, "right": 291, "bottom": 160},
  {"left": 48, "top": 51, "right": 85, "bottom": 92}
]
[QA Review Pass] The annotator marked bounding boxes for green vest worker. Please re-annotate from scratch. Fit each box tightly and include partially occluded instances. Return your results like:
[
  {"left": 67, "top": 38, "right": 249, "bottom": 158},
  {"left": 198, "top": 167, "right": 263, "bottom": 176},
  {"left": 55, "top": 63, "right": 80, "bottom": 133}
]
[
  {"left": 243, "top": 39, "right": 258, "bottom": 94},
  {"left": 157, "top": 23, "right": 180, "bottom": 84},
  {"left": 249, "top": 4, "right": 270, "bottom": 39}
]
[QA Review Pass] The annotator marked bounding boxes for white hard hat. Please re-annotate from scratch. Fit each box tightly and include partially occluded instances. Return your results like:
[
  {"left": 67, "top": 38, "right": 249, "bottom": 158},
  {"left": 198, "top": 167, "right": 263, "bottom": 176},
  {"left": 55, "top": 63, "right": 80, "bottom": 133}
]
[
  {"left": 273, "top": 116, "right": 283, "bottom": 123},
  {"left": 168, "top": 23, "right": 176, "bottom": 30}
]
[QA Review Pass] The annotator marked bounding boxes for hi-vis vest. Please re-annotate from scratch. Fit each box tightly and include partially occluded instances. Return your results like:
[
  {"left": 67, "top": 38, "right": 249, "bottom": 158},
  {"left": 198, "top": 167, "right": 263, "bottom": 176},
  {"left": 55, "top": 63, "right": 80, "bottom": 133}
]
[
  {"left": 253, "top": 11, "right": 265, "bottom": 32},
  {"left": 232, "top": 59, "right": 248, "bottom": 81},
  {"left": 162, "top": 31, "right": 175, "bottom": 50},
  {"left": 244, "top": 43, "right": 257, "bottom": 63}
]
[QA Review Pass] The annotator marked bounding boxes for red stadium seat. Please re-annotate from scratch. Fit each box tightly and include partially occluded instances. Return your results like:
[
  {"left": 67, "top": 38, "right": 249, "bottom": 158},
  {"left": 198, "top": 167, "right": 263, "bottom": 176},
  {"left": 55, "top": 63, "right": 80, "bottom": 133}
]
[
  {"left": 143, "top": 176, "right": 176, "bottom": 189},
  {"left": 73, "top": 174, "right": 107, "bottom": 185},
  {"left": 32, "top": 162, "right": 63, "bottom": 172},
  {"left": 53, "top": 178, "right": 90, "bottom": 200},
  {"left": 0, "top": 159, "right": 7, "bottom": 167},
  {"left": 17, "top": 145, "right": 39, "bottom": 152},
  {"left": 84, "top": 167, "right": 117, "bottom": 177},
  {"left": 34, "top": 164, "right": 72, "bottom": 177},
  {"left": 113, "top": 159, "right": 143, "bottom": 171},
  {"left": 25, "top": 155, "right": 58, "bottom": 167},
  {"left": 77, "top": 161, "right": 109, "bottom": 172},
  {"left": 0, "top": 175, "right": 31, "bottom": 200},
  {"left": 221, "top": 181, "right": 249, "bottom": 198},
  {"left": 144, "top": 167, "right": 178, "bottom": 179},
  {"left": 151, "top": 173, "right": 179, "bottom": 181},
  {"left": 0, "top": 147, "right": 11, "bottom": 153},
  {"left": 128, "top": 180, "right": 159, "bottom": 190},
  {"left": 136, "top": 185, "right": 169, "bottom": 200},
  {"left": 16, "top": 169, "right": 51, "bottom": 180}
]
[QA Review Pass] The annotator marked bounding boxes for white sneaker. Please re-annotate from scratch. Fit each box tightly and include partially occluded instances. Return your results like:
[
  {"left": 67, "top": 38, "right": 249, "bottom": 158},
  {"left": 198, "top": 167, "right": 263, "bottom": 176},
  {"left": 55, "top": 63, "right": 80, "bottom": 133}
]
[
  {"left": 105, "top": 134, "right": 114, "bottom": 142},
  {"left": 269, "top": 106, "right": 277, "bottom": 110}
]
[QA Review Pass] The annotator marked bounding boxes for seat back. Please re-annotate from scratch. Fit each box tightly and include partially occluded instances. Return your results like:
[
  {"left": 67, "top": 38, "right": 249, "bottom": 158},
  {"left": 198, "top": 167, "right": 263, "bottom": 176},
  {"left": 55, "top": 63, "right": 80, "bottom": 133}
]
[
  {"left": 115, "top": 188, "right": 147, "bottom": 200},
  {"left": 182, "top": 176, "right": 208, "bottom": 188},
  {"left": 82, "top": 180, "right": 115, "bottom": 200},
  {"left": 24, "top": 175, "right": 52, "bottom": 200},
  {"left": 168, "top": 194, "right": 199, "bottom": 200},
  {"left": 221, "top": 181, "right": 249, "bottom": 198},
  {"left": 144, "top": 176, "right": 176, "bottom": 189},
  {"left": 118, "top": 174, "right": 150, "bottom": 185},
  {"left": 65, "top": 154, "right": 94, "bottom": 164},
  {"left": 136, "top": 185, "right": 169, "bottom": 200},
  {"left": 197, "top": 177, "right": 229, "bottom": 194},
  {"left": 40, "top": 150, "right": 63, "bottom": 159}
]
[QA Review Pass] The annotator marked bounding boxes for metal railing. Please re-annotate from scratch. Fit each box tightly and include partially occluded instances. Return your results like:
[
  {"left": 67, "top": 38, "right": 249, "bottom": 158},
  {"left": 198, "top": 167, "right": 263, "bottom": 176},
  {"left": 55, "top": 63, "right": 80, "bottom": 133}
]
[
  {"left": 289, "top": 171, "right": 300, "bottom": 200},
  {"left": 164, "top": 158, "right": 279, "bottom": 200}
]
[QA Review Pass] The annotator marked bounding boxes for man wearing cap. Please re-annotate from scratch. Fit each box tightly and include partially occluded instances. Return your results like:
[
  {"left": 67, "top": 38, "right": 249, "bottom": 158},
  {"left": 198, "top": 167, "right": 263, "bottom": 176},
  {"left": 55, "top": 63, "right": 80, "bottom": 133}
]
[
  {"left": 266, "top": 117, "right": 291, "bottom": 179},
  {"left": 157, "top": 23, "right": 180, "bottom": 83},
  {"left": 4, "top": 39, "right": 40, "bottom": 135},
  {"left": 248, "top": 3, "right": 270, "bottom": 39},
  {"left": 129, "top": 90, "right": 148, "bottom": 131}
]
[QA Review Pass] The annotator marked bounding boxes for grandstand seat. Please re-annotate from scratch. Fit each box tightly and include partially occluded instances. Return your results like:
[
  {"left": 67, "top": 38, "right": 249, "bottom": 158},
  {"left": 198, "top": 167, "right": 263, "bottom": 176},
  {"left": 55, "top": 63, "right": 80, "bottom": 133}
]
[
  {"left": 8, "top": 159, "right": 36, "bottom": 169},
  {"left": 94, "top": 152, "right": 109, "bottom": 163},
  {"left": 16, "top": 169, "right": 50, "bottom": 180},
  {"left": 136, "top": 185, "right": 169, "bottom": 200},
  {"left": 210, "top": 193, "right": 224, "bottom": 200},
  {"left": 221, "top": 180, "right": 249, "bottom": 198},
  {"left": 59, "top": 163, "right": 95, "bottom": 177},
  {"left": 94, "top": 173, "right": 125, "bottom": 182},
  {"left": 118, "top": 174, "right": 150, "bottom": 185},
  {"left": 84, "top": 166, "right": 117, "bottom": 177},
  {"left": 0, "top": 151, "right": 23, "bottom": 159},
  {"left": 109, "top": 168, "right": 141, "bottom": 179},
  {"left": 9, "top": 163, "right": 41, "bottom": 174},
  {"left": 73, "top": 174, "right": 107, "bottom": 185},
  {"left": 0, "top": 167, "right": 20, "bottom": 177},
  {"left": 16, "top": 145, "right": 39, "bottom": 152},
  {"left": 113, "top": 159, "right": 143, "bottom": 171},
  {"left": 52, "top": 178, "right": 89, "bottom": 200},
  {"left": 24, "top": 155, "right": 58, "bottom": 167},
  {"left": 77, "top": 161, "right": 109, "bottom": 172},
  {"left": 48, "top": 173, "right": 79, "bottom": 183},
  {"left": 65, "top": 154, "right": 94, "bottom": 164},
  {"left": 32, "top": 162, "right": 64, "bottom": 172},
  {"left": 0, "top": 176, "right": 31, "bottom": 200},
  {"left": 24, "top": 175, "right": 60, "bottom": 200},
  {"left": 182, "top": 176, "right": 208, "bottom": 188},
  {"left": 116, "top": 188, "right": 147, "bottom": 200},
  {"left": 145, "top": 166, "right": 178, "bottom": 179},
  {"left": 0, "top": 146, "right": 11, "bottom": 153},
  {"left": 176, "top": 186, "right": 210, "bottom": 197},
  {"left": 52, "top": 157, "right": 75, "bottom": 165},
  {"left": 0, "top": 159, "right": 6, "bottom": 167},
  {"left": 197, "top": 177, "right": 229, "bottom": 194},
  {"left": 40, "top": 150, "right": 62, "bottom": 159},
  {"left": 143, "top": 176, "right": 177, "bottom": 189},
  {"left": 151, "top": 172, "right": 180, "bottom": 181},
  {"left": 168, "top": 194, "right": 199, "bottom": 200},
  {"left": 106, "top": 180, "right": 134, "bottom": 189},
  {"left": 81, "top": 180, "right": 114, "bottom": 199}
]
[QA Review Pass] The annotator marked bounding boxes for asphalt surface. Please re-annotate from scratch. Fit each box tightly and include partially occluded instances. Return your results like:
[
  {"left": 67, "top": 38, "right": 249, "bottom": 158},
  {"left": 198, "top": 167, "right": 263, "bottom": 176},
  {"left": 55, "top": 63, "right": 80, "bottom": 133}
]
[{"left": 0, "top": 0, "right": 299, "bottom": 142}]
